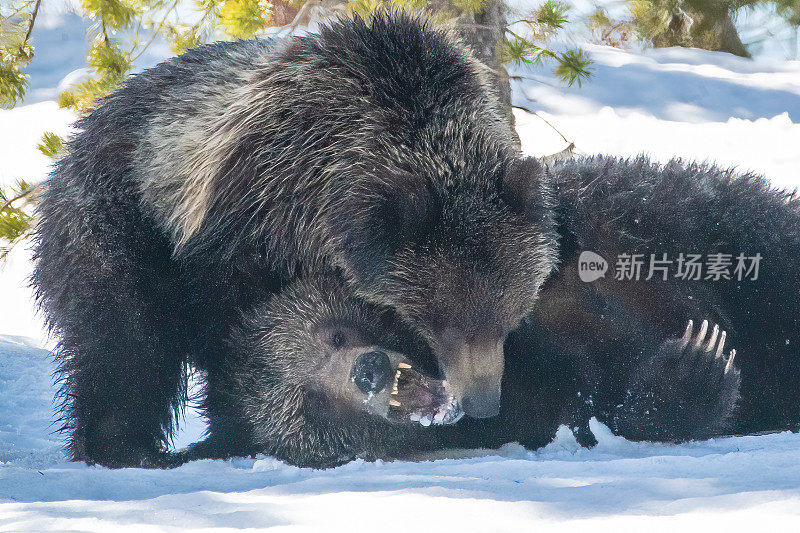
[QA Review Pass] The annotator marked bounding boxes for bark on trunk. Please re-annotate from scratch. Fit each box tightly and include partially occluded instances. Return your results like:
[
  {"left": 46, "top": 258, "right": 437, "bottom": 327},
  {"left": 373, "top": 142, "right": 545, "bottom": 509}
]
[
  {"left": 448, "top": 0, "right": 520, "bottom": 147},
  {"left": 699, "top": 8, "right": 749, "bottom": 58},
  {"left": 653, "top": 2, "right": 750, "bottom": 58}
]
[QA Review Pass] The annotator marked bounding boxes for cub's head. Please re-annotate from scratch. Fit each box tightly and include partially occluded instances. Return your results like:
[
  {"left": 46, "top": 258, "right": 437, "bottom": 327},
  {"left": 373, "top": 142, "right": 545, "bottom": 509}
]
[
  {"left": 330, "top": 156, "right": 559, "bottom": 420},
  {"left": 230, "top": 275, "right": 463, "bottom": 468}
]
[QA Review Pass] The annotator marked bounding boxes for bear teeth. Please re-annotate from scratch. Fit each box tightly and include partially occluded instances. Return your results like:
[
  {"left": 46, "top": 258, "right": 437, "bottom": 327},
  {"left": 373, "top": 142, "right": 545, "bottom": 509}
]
[{"left": 391, "top": 369, "right": 402, "bottom": 395}]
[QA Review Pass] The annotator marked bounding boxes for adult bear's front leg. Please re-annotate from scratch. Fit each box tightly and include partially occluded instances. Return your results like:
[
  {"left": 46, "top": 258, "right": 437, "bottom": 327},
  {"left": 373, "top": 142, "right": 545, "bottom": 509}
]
[
  {"left": 57, "top": 324, "right": 187, "bottom": 468},
  {"left": 34, "top": 179, "right": 189, "bottom": 468}
]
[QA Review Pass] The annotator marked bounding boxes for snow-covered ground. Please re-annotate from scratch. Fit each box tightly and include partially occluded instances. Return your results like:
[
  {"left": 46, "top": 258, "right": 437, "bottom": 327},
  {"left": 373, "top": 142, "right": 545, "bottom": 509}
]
[
  {"left": 3, "top": 333, "right": 800, "bottom": 532},
  {"left": 2, "top": 7, "right": 800, "bottom": 531}
]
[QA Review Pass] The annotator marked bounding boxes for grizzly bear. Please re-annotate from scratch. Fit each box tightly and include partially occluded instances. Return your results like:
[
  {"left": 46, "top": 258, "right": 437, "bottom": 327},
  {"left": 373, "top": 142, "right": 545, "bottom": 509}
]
[
  {"left": 197, "top": 269, "right": 737, "bottom": 468},
  {"left": 185, "top": 273, "right": 467, "bottom": 468},
  {"left": 33, "top": 12, "right": 554, "bottom": 467},
  {"left": 465, "top": 155, "right": 800, "bottom": 450}
]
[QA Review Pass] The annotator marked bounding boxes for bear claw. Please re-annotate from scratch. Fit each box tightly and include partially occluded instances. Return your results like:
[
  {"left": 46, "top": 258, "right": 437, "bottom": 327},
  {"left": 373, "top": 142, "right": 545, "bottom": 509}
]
[
  {"left": 680, "top": 319, "right": 736, "bottom": 374},
  {"left": 725, "top": 349, "right": 737, "bottom": 373},
  {"left": 693, "top": 319, "right": 709, "bottom": 349}
]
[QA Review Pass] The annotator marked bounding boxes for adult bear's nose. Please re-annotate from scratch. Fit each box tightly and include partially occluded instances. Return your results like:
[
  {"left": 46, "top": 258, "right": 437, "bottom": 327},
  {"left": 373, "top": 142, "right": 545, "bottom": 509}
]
[
  {"left": 461, "top": 379, "right": 501, "bottom": 419},
  {"left": 435, "top": 334, "right": 505, "bottom": 419}
]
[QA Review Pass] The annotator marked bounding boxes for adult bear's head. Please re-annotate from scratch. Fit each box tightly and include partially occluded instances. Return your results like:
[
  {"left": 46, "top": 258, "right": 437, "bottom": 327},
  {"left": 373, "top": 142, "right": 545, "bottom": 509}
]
[
  {"left": 228, "top": 274, "right": 464, "bottom": 468},
  {"left": 331, "top": 155, "right": 559, "bottom": 420},
  {"left": 166, "top": 12, "right": 560, "bottom": 421}
]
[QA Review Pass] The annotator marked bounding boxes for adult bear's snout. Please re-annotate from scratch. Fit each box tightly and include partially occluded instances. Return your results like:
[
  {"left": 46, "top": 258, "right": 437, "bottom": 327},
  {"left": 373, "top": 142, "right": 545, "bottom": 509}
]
[{"left": 438, "top": 337, "right": 504, "bottom": 419}]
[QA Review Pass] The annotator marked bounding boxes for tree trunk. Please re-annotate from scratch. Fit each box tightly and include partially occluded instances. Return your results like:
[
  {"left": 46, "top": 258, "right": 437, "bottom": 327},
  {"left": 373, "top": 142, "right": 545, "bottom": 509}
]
[
  {"left": 704, "top": 8, "right": 749, "bottom": 57},
  {"left": 653, "top": 2, "right": 750, "bottom": 58},
  {"left": 447, "top": 0, "right": 520, "bottom": 147},
  {"left": 689, "top": 3, "right": 749, "bottom": 58}
]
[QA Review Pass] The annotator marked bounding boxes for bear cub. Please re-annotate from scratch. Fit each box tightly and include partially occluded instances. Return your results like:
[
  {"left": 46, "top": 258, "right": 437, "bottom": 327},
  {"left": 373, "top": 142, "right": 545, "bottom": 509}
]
[{"left": 186, "top": 274, "right": 466, "bottom": 468}]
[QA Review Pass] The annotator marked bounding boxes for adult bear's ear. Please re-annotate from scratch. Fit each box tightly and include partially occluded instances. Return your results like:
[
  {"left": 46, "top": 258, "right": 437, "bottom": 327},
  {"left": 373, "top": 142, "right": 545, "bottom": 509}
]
[
  {"left": 334, "top": 170, "right": 432, "bottom": 283},
  {"left": 500, "top": 156, "right": 552, "bottom": 222},
  {"left": 373, "top": 170, "right": 432, "bottom": 248}
]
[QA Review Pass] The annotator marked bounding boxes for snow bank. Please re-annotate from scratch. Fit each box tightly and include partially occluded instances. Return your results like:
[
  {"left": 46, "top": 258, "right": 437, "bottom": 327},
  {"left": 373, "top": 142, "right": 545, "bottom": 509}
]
[
  {"left": 0, "top": 102, "right": 73, "bottom": 346},
  {"left": 513, "top": 45, "right": 800, "bottom": 188}
]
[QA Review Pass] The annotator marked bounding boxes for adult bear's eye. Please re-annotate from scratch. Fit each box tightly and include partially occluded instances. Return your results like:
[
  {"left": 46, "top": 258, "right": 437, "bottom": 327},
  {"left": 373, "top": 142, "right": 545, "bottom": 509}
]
[{"left": 351, "top": 350, "right": 392, "bottom": 395}]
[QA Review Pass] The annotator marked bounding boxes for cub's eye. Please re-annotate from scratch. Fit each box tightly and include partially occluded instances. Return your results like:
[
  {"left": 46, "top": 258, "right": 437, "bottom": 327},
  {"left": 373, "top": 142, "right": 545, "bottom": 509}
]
[
  {"left": 351, "top": 350, "right": 392, "bottom": 395},
  {"left": 330, "top": 330, "right": 346, "bottom": 349}
]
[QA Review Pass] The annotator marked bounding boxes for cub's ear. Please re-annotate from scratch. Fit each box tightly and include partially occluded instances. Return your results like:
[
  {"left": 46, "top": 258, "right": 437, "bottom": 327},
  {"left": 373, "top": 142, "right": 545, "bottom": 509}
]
[{"left": 500, "top": 157, "right": 551, "bottom": 221}]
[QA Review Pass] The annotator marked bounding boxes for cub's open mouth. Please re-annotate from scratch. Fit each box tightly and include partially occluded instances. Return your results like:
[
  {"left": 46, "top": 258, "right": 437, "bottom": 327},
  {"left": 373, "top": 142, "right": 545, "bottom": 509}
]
[{"left": 386, "top": 362, "right": 464, "bottom": 426}]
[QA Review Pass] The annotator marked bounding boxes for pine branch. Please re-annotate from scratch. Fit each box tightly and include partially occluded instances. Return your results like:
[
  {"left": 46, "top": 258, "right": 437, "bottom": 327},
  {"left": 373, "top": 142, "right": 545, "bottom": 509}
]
[
  {"left": 22, "top": 0, "right": 41, "bottom": 45},
  {"left": 101, "top": 17, "right": 110, "bottom": 45},
  {"left": 540, "top": 142, "right": 576, "bottom": 164},
  {"left": 0, "top": 0, "right": 36, "bottom": 24},
  {"left": 512, "top": 104, "right": 572, "bottom": 145},
  {"left": 0, "top": 184, "right": 39, "bottom": 214},
  {"left": 130, "top": 0, "right": 178, "bottom": 62},
  {"left": 281, "top": 0, "right": 346, "bottom": 34},
  {"left": 509, "top": 73, "right": 559, "bottom": 88}
]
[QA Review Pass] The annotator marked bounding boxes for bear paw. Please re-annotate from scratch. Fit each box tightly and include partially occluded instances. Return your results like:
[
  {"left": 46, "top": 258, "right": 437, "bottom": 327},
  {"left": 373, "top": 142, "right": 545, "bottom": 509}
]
[{"left": 611, "top": 319, "right": 741, "bottom": 442}]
